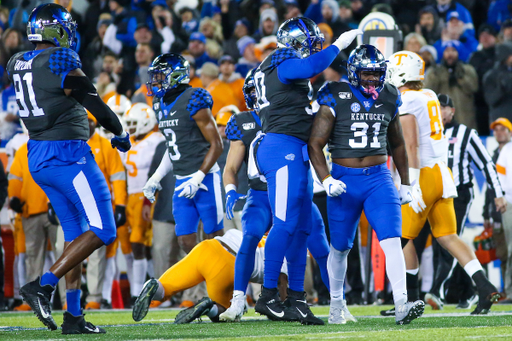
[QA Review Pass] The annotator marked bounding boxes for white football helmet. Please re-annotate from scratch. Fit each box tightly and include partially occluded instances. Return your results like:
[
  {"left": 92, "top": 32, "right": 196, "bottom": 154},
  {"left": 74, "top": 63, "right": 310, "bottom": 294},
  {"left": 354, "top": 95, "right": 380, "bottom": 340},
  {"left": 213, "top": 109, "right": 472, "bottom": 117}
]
[
  {"left": 386, "top": 51, "right": 425, "bottom": 88},
  {"left": 107, "top": 94, "right": 132, "bottom": 116},
  {"left": 123, "top": 103, "right": 157, "bottom": 137}
]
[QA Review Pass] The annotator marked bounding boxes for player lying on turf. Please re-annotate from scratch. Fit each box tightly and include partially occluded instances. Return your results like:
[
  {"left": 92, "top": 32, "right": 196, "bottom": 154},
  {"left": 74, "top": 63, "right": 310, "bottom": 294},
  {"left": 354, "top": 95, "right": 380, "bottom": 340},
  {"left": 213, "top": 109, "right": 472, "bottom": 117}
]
[{"left": 308, "top": 44, "right": 425, "bottom": 325}]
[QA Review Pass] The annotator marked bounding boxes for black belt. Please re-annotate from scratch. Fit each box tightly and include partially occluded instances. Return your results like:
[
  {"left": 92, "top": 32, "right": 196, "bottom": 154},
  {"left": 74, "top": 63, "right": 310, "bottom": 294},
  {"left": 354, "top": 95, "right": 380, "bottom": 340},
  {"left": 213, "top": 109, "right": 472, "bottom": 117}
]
[{"left": 219, "top": 240, "right": 237, "bottom": 257}]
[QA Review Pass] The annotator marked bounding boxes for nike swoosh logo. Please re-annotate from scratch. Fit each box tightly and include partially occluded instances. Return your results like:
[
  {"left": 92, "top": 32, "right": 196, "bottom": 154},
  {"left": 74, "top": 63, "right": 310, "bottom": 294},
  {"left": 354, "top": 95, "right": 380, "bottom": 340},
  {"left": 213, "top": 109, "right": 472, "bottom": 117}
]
[
  {"left": 297, "top": 300, "right": 308, "bottom": 304},
  {"left": 375, "top": 104, "right": 383, "bottom": 108},
  {"left": 38, "top": 298, "right": 50, "bottom": 319},
  {"left": 296, "top": 307, "right": 307, "bottom": 318},
  {"left": 170, "top": 111, "right": 177, "bottom": 116},
  {"left": 85, "top": 326, "right": 100, "bottom": 332},
  {"left": 88, "top": 93, "right": 98, "bottom": 96},
  {"left": 267, "top": 307, "right": 284, "bottom": 318}
]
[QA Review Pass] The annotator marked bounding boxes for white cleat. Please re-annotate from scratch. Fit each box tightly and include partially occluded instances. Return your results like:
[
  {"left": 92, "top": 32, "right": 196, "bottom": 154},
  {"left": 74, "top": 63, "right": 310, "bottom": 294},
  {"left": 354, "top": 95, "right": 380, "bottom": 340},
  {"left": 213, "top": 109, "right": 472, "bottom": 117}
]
[
  {"left": 328, "top": 299, "right": 347, "bottom": 324},
  {"left": 219, "top": 293, "right": 247, "bottom": 322},
  {"left": 341, "top": 299, "right": 357, "bottom": 322},
  {"left": 395, "top": 300, "right": 425, "bottom": 325}
]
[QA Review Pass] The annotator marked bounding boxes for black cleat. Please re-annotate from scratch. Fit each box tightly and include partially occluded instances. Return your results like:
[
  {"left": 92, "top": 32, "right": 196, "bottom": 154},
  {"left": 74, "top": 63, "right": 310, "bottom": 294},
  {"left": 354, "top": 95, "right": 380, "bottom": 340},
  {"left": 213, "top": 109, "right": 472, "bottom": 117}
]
[
  {"left": 174, "top": 297, "right": 214, "bottom": 324},
  {"left": 471, "top": 291, "right": 501, "bottom": 315},
  {"left": 61, "top": 312, "right": 106, "bottom": 334},
  {"left": 100, "top": 299, "right": 112, "bottom": 310},
  {"left": 132, "top": 279, "right": 159, "bottom": 322},
  {"left": 284, "top": 289, "right": 324, "bottom": 325},
  {"left": 20, "top": 277, "right": 57, "bottom": 330},
  {"left": 380, "top": 307, "right": 395, "bottom": 316},
  {"left": 255, "top": 287, "right": 295, "bottom": 322}
]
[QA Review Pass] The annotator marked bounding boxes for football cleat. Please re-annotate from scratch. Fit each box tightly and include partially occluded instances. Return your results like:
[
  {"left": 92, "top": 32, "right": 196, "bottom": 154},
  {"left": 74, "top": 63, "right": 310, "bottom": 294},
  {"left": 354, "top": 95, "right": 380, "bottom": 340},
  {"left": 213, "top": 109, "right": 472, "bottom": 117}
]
[
  {"left": 395, "top": 300, "right": 425, "bottom": 325},
  {"left": 380, "top": 307, "right": 395, "bottom": 316},
  {"left": 219, "top": 292, "right": 247, "bottom": 322},
  {"left": 255, "top": 287, "right": 296, "bottom": 322},
  {"left": 456, "top": 295, "right": 478, "bottom": 309},
  {"left": 328, "top": 300, "right": 346, "bottom": 324},
  {"left": 132, "top": 278, "right": 159, "bottom": 322},
  {"left": 174, "top": 297, "right": 214, "bottom": 324},
  {"left": 284, "top": 289, "right": 324, "bottom": 325},
  {"left": 61, "top": 312, "right": 106, "bottom": 334},
  {"left": 20, "top": 277, "right": 57, "bottom": 330},
  {"left": 425, "top": 293, "right": 444, "bottom": 310},
  {"left": 471, "top": 291, "right": 501, "bottom": 315},
  {"left": 342, "top": 299, "right": 357, "bottom": 322}
]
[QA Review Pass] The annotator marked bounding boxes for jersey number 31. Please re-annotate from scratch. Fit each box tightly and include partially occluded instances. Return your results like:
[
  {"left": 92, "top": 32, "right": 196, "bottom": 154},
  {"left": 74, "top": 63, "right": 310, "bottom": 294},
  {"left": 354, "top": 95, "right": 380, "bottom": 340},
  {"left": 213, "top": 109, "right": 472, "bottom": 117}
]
[{"left": 13, "top": 72, "right": 45, "bottom": 117}]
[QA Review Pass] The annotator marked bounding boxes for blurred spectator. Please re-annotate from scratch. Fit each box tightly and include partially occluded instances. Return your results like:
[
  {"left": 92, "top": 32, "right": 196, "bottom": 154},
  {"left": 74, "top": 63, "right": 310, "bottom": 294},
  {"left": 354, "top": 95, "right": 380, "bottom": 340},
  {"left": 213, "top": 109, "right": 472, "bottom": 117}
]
[
  {"left": 404, "top": 32, "right": 427, "bottom": 54},
  {"left": 252, "top": 9, "right": 278, "bottom": 43},
  {"left": 0, "top": 161, "right": 6, "bottom": 310},
  {"left": 200, "top": 62, "right": 238, "bottom": 117},
  {"left": 103, "top": 0, "right": 137, "bottom": 55},
  {"left": 469, "top": 24, "right": 499, "bottom": 135},
  {"left": 318, "top": 23, "right": 333, "bottom": 47},
  {"left": 152, "top": 2, "right": 187, "bottom": 54},
  {"left": 419, "top": 45, "right": 438, "bottom": 73},
  {"left": 182, "top": 55, "right": 202, "bottom": 88},
  {"left": 483, "top": 42, "right": 512, "bottom": 123},
  {"left": 284, "top": 0, "right": 302, "bottom": 21},
  {"left": 447, "top": 12, "right": 478, "bottom": 53},
  {"left": 180, "top": 7, "right": 199, "bottom": 34},
  {"left": 2, "top": 28, "right": 23, "bottom": 61},
  {"left": 434, "top": 0, "right": 475, "bottom": 36},
  {"left": 200, "top": 16, "right": 224, "bottom": 47},
  {"left": 134, "top": 43, "right": 155, "bottom": 90},
  {"left": 82, "top": 13, "right": 113, "bottom": 80},
  {"left": 83, "top": 0, "right": 111, "bottom": 49},
  {"left": 0, "top": 84, "right": 20, "bottom": 142},
  {"left": 416, "top": 6, "right": 443, "bottom": 45},
  {"left": 338, "top": 0, "right": 358, "bottom": 30},
  {"left": 235, "top": 36, "right": 259, "bottom": 77},
  {"left": 0, "top": 7, "right": 9, "bottom": 36},
  {"left": 218, "top": 55, "right": 246, "bottom": 112},
  {"left": 350, "top": 0, "right": 370, "bottom": 23},
  {"left": 321, "top": 0, "right": 350, "bottom": 37},
  {"left": 425, "top": 43, "right": 478, "bottom": 130},
  {"left": 372, "top": 3, "right": 394, "bottom": 17},
  {"left": 254, "top": 36, "right": 277, "bottom": 62},
  {"left": 434, "top": 38, "right": 472, "bottom": 63},
  {"left": 55, "top": 0, "right": 84, "bottom": 36},
  {"left": 223, "top": 18, "right": 251, "bottom": 61},
  {"left": 500, "top": 19, "right": 512, "bottom": 43},
  {"left": 95, "top": 72, "right": 118, "bottom": 100},
  {"left": 487, "top": 0, "right": 512, "bottom": 32},
  {"left": 188, "top": 32, "right": 217, "bottom": 68}
]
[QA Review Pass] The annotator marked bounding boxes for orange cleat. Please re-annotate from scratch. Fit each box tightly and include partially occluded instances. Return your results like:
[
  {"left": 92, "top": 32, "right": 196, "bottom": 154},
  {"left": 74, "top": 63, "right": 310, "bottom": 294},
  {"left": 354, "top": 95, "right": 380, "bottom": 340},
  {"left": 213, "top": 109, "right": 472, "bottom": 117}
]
[
  {"left": 85, "top": 301, "right": 101, "bottom": 310},
  {"left": 179, "top": 300, "right": 194, "bottom": 308}
]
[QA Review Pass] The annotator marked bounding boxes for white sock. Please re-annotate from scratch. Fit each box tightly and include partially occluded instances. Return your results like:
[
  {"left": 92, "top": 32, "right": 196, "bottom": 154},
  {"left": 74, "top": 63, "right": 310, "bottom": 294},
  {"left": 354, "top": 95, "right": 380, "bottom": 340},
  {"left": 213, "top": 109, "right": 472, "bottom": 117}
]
[
  {"left": 406, "top": 268, "right": 419, "bottom": 275},
  {"left": 18, "top": 253, "right": 26, "bottom": 289},
  {"left": 327, "top": 245, "right": 349, "bottom": 301},
  {"left": 233, "top": 290, "right": 245, "bottom": 299},
  {"left": 380, "top": 237, "right": 407, "bottom": 306},
  {"left": 131, "top": 259, "right": 148, "bottom": 297},
  {"left": 147, "top": 259, "right": 154, "bottom": 278},
  {"left": 102, "top": 257, "right": 116, "bottom": 303},
  {"left": 464, "top": 259, "right": 483, "bottom": 277},
  {"left": 206, "top": 304, "right": 219, "bottom": 318},
  {"left": 154, "top": 281, "right": 165, "bottom": 301},
  {"left": 124, "top": 252, "right": 134, "bottom": 285},
  {"left": 420, "top": 246, "right": 434, "bottom": 293}
]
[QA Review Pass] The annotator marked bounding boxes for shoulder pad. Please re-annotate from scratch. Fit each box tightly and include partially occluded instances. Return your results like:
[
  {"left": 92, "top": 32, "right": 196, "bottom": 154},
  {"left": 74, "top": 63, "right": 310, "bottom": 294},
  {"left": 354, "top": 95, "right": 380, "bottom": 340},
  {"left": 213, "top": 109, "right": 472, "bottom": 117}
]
[
  {"left": 186, "top": 88, "right": 213, "bottom": 116},
  {"left": 225, "top": 114, "right": 243, "bottom": 141},
  {"left": 49, "top": 47, "right": 82, "bottom": 76},
  {"left": 268, "top": 48, "right": 301, "bottom": 69},
  {"left": 317, "top": 82, "right": 336, "bottom": 109}
]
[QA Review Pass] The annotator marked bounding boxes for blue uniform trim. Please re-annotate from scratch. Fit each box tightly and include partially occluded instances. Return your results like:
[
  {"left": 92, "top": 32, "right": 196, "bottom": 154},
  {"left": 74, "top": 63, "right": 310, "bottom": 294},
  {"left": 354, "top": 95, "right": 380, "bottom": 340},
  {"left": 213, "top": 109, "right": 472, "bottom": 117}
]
[
  {"left": 349, "top": 83, "right": 375, "bottom": 111},
  {"left": 392, "top": 91, "right": 402, "bottom": 120},
  {"left": 49, "top": 48, "right": 82, "bottom": 76},
  {"left": 186, "top": 88, "right": 213, "bottom": 118},
  {"left": 159, "top": 91, "right": 186, "bottom": 121},
  {"left": 251, "top": 111, "right": 261, "bottom": 126},
  {"left": 23, "top": 49, "right": 45, "bottom": 61},
  {"left": 225, "top": 115, "right": 243, "bottom": 140},
  {"left": 316, "top": 82, "right": 336, "bottom": 109}
]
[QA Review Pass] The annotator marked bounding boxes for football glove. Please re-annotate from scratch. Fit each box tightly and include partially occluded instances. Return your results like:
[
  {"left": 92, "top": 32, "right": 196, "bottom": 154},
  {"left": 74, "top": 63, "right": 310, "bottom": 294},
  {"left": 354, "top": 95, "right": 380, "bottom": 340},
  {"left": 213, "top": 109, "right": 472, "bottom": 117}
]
[
  {"left": 176, "top": 170, "right": 208, "bottom": 199},
  {"left": 143, "top": 175, "right": 163, "bottom": 203},
  {"left": 399, "top": 184, "right": 413, "bottom": 205},
  {"left": 111, "top": 131, "right": 131, "bottom": 152},
  {"left": 408, "top": 168, "right": 426, "bottom": 213},
  {"left": 114, "top": 205, "right": 126, "bottom": 227},
  {"left": 333, "top": 29, "right": 363, "bottom": 51},
  {"left": 225, "top": 189, "right": 247, "bottom": 220},
  {"left": 322, "top": 175, "right": 347, "bottom": 197}
]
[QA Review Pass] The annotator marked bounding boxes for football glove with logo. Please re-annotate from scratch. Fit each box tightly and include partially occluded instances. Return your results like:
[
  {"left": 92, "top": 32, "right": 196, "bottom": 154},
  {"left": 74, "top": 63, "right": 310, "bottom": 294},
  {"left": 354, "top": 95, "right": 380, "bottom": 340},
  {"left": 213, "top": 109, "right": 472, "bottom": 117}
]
[
  {"left": 111, "top": 131, "right": 131, "bottom": 152},
  {"left": 176, "top": 170, "right": 208, "bottom": 199},
  {"left": 225, "top": 185, "right": 247, "bottom": 220},
  {"left": 322, "top": 175, "right": 347, "bottom": 197}
]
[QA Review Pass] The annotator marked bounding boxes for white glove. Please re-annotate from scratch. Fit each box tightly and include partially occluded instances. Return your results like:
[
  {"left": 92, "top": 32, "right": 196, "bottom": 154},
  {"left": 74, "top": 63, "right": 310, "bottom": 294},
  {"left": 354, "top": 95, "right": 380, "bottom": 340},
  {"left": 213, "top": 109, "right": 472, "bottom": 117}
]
[
  {"left": 322, "top": 175, "right": 347, "bottom": 197},
  {"left": 408, "top": 168, "right": 426, "bottom": 213},
  {"left": 176, "top": 170, "right": 208, "bottom": 199},
  {"left": 399, "top": 184, "right": 413, "bottom": 205},
  {"left": 143, "top": 175, "right": 163, "bottom": 203},
  {"left": 332, "top": 29, "right": 363, "bottom": 51}
]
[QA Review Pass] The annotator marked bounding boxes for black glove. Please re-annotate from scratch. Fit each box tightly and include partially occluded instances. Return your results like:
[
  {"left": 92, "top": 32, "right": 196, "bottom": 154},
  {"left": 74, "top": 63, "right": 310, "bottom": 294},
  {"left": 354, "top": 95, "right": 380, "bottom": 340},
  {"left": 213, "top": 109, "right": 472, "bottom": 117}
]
[
  {"left": 9, "top": 197, "right": 24, "bottom": 214},
  {"left": 47, "top": 202, "right": 59, "bottom": 225},
  {"left": 115, "top": 205, "right": 126, "bottom": 228}
]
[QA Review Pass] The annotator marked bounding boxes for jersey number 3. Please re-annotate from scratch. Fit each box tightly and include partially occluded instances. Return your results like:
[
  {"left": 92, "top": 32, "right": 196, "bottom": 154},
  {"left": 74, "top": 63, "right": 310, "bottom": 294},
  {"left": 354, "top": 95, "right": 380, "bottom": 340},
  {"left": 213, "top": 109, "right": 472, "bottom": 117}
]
[
  {"left": 349, "top": 122, "right": 381, "bottom": 149},
  {"left": 13, "top": 73, "right": 45, "bottom": 117}
]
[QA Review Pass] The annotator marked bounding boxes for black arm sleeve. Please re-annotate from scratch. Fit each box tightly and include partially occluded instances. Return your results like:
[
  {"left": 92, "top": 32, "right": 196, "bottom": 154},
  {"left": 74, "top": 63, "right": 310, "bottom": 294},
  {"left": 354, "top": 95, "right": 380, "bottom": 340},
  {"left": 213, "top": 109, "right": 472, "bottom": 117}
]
[{"left": 63, "top": 75, "right": 124, "bottom": 136}]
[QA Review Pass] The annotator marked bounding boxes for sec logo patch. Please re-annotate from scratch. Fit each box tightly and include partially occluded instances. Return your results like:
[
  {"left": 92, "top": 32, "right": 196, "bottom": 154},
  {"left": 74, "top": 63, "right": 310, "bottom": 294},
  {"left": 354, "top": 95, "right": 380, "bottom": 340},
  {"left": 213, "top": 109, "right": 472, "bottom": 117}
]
[{"left": 351, "top": 102, "right": 361, "bottom": 112}]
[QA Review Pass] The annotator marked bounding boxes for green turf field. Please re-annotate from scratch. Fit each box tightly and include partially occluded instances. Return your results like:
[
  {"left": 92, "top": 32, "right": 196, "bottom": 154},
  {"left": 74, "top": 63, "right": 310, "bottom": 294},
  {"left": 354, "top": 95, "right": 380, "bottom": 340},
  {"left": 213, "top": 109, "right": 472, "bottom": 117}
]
[{"left": 1, "top": 305, "right": 512, "bottom": 340}]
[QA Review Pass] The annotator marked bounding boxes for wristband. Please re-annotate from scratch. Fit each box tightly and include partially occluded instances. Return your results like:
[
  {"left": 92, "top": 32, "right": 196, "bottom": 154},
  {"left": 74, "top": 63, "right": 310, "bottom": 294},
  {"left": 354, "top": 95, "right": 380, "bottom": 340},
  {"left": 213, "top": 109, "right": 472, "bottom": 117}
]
[{"left": 225, "top": 184, "right": 237, "bottom": 193}]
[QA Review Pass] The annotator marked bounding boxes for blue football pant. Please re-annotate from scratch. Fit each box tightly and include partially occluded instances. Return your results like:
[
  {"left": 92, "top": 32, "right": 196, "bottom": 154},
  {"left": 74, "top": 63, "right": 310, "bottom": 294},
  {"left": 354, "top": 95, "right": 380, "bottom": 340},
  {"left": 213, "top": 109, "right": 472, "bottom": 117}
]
[
  {"left": 173, "top": 171, "right": 224, "bottom": 236},
  {"left": 31, "top": 152, "right": 116, "bottom": 245}
]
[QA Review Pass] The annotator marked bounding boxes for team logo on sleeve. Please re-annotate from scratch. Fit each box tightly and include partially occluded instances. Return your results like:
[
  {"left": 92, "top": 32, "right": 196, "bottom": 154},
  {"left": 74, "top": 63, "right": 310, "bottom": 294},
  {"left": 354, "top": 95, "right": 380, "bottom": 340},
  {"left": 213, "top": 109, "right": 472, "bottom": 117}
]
[
  {"left": 351, "top": 102, "right": 361, "bottom": 112},
  {"left": 243, "top": 122, "right": 255, "bottom": 130},
  {"left": 338, "top": 92, "right": 352, "bottom": 100}
]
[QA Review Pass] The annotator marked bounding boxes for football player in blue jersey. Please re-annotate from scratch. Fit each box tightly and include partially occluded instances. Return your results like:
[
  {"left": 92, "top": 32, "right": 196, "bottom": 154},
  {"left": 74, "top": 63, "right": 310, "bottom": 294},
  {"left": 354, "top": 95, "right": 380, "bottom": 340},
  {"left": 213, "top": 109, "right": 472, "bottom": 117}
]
[
  {"left": 8, "top": 4, "right": 130, "bottom": 334},
  {"left": 219, "top": 69, "right": 336, "bottom": 323},
  {"left": 308, "top": 45, "right": 425, "bottom": 325},
  {"left": 141, "top": 54, "right": 224, "bottom": 251},
  {"left": 251, "top": 17, "right": 361, "bottom": 325}
]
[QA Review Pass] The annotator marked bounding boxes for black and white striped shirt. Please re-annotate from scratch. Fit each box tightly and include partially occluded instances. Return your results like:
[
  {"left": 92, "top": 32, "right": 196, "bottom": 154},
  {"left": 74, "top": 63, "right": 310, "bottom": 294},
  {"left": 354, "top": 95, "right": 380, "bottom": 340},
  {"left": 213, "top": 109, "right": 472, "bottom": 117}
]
[{"left": 445, "top": 121, "right": 503, "bottom": 197}]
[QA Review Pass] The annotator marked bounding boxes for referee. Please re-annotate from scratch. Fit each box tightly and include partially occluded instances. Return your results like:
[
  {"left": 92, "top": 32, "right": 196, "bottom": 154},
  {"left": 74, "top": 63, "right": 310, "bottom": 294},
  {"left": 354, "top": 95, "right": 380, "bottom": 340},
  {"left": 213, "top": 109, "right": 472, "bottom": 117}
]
[{"left": 425, "top": 94, "right": 506, "bottom": 310}]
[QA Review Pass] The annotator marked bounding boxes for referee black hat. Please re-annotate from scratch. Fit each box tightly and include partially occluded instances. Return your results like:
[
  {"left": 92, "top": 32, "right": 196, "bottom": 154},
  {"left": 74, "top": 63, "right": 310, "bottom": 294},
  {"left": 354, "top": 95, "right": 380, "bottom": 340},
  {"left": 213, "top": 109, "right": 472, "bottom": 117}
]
[{"left": 438, "top": 94, "right": 454, "bottom": 108}]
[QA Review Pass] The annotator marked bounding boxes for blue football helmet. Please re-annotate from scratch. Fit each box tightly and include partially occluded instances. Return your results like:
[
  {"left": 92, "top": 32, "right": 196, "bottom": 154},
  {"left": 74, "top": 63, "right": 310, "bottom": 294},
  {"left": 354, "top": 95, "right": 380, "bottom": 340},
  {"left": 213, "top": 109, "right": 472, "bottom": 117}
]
[
  {"left": 147, "top": 53, "right": 190, "bottom": 98},
  {"left": 277, "top": 17, "right": 324, "bottom": 58},
  {"left": 347, "top": 44, "right": 387, "bottom": 95},
  {"left": 243, "top": 68, "right": 258, "bottom": 111},
  {"left": 27, "top": 3, "right": 77, "bottom": 50}
]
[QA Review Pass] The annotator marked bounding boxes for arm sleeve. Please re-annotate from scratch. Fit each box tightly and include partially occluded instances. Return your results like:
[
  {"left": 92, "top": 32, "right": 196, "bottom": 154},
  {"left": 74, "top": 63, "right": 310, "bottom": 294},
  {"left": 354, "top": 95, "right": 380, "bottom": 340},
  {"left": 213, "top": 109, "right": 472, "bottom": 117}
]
[
  {"left": 225, "top": 115, "right": 242, "bottom": 141},
  {"left": 153, "top": 151, "right": 173, "bottom": 182},
  {"left": 188, "top": 88, "right": 213, "bottom": 117},
  {"left": 467, "top": 130, "right": 504, "bottom": 198},
  {"left": 277, "top": 45, "right": 340, "bottom": 83}
]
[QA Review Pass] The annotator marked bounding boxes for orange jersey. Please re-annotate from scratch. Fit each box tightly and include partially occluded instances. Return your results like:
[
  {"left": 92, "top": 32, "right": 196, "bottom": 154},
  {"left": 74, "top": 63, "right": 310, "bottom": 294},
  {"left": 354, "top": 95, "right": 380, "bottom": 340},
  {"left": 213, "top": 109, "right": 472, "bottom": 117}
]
[
  {"left": 8, "top": 143, "right": 48, "bottom": 217},
  {"left": 206, "top": 79, "right": 240, "bottom": 117},
  {"left": 227, "top": 78, "right": 248, "bottom": 112}
]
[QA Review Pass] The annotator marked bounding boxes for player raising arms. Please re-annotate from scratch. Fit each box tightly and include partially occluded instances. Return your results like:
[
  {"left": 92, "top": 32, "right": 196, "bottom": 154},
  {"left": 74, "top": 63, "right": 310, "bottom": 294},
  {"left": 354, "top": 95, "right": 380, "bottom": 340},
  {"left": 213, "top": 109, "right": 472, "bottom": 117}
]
[
  {"left": 252, "top": 17, "right": 361, "bottom": 325},
  {"left": 387, "top": 51, "right": 500, "bottom": 315},
  {"left": 8, "top": 4, "right": 130, "bottom": 334},
  {"left": 308, "top": 45, "right": 425, "bottom": 325}
]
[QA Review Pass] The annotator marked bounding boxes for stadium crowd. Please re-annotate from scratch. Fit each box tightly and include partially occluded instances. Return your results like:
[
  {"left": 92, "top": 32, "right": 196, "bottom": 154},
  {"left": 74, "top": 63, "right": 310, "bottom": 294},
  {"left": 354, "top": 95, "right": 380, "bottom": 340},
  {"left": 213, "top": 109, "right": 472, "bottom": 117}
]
[{"left": 0, "top": 0, "right": 511, "bottom": 318}]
